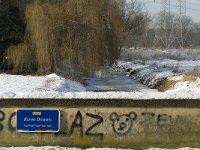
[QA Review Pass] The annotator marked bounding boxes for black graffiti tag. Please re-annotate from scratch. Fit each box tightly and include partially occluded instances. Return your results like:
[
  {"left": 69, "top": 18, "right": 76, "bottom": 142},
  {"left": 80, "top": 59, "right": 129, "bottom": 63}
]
[
  {"left": 0, "top": 110, "right": 5, "bottom": 132},
  {"left": 69, "top": 111, "right": 104, "bottom": 139},
  {"left": 86, "top": 113, "right": 104, "bottom": 140},
  {"left": 8, "top": 112, "right": 16, "bottom": 131},
  {"left": 0, "top": 111, "right": 16, "bottom": 132},
  {"left": 69, "top": 111, "right": 83, "bottom": 136}
]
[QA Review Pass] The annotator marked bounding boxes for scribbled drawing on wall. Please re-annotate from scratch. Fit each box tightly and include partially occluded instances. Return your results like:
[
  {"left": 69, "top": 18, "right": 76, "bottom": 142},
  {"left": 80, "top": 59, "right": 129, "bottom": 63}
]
[
  {"left": 110, "top": 112, "right": 137, "bottom": 135},
  {"left": 0, "top": 110, "right": 5, "bottom": 132}
]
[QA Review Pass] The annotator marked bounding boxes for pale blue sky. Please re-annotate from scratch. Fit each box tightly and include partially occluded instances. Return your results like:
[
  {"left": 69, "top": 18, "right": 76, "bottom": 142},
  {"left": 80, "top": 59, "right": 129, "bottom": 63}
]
[{"left": 138, "top": 0, "right": 200, "bottom": 22}]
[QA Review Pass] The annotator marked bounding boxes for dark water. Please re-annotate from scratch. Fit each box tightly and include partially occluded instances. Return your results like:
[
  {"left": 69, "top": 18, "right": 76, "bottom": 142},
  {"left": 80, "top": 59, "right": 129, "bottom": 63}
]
[{"left": 81, "top": 68, "right": 153, "bottom": 92}]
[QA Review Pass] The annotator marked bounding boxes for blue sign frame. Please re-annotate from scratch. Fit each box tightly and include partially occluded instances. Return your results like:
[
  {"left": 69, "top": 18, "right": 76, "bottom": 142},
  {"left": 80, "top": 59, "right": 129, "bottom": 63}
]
[{"left": 16, "top": 109, "right": 60, "bottom": 133}]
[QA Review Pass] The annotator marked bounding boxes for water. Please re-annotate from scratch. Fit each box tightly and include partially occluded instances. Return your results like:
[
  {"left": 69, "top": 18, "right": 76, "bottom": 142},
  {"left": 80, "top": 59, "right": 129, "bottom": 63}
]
[{"left": 81, "top": 68, "right": 157, "bottom": 92}]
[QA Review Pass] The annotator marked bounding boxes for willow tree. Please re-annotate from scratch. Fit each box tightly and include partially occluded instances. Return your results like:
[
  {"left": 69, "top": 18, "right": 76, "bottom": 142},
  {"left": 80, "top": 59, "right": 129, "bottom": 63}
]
[{"left": 6, "top": 0, "right": 123, "bottom": 75}]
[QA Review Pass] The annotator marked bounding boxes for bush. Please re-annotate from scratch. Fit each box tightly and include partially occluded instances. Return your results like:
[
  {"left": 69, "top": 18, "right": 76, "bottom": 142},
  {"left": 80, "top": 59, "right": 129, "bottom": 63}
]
[
  {"left": 183, "top": 71, "right": 200, "bottom": 81},
  {"left": 158, "top": 79, "right": 178, "bottom": 92}
]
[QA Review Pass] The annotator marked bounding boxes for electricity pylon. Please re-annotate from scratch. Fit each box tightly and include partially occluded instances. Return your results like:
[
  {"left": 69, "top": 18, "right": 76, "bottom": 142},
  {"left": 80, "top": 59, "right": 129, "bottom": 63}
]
[
  {"left": 176, "top": 0, "right": 186, "bottom": 49},
  {"left": 154, "top": 0, "right": 170, "bottom": 49}
]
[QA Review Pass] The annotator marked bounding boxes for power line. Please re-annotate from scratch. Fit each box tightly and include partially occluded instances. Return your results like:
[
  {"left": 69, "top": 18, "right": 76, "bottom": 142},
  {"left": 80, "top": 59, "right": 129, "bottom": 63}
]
[{"left": 143, "top": 0, "right": 199, "bottom": 12}]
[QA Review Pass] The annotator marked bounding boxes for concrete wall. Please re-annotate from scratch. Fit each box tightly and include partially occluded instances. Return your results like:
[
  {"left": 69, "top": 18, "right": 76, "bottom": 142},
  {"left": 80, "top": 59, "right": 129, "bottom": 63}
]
[{"left": 0, "top": 107, "right": 200, "bottom": 148}]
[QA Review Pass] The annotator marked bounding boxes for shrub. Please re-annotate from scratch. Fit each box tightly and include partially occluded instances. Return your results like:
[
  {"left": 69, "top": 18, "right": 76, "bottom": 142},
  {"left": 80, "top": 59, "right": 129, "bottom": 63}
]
[
  {"left": 183, "top": 71, "right": 200, "bottom": 82},
  {"left": 158, "top": 79, "right": 178, "bottom": 92}
]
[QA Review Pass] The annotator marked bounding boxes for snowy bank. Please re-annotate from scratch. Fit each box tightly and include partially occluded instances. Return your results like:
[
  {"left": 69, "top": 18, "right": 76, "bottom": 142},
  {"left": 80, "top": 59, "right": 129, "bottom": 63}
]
[
  {"left": 166, "top": 76, "right": 200, "bottom": 93},
  {"left": 115, "top": 60, "right": 200, "bottom": 99},
  {"left": 0, "top": 73, "right": 200, "bottom": 99},
  {"left": 0, "top": 73, "right": 86, "bottom": 98},
  {"left": 117, "top": 60, "right": 176, "bottom": 88}
]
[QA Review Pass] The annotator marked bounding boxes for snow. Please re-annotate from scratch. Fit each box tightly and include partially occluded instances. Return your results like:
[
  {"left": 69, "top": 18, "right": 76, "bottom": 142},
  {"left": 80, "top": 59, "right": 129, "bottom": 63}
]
[
  {"left": 122, "top": 48, "right": 200, "bottom": 61},
  {"left": 0, "top": 147, "right": 199, "bottom": 150},
  {"left": 0, "top": 72, "right": 199, "bottom": 99},
  {"left": 145, "top": 60, "right": 200, "bottom": 73},
  {"left": 166, "top": 76, "right": 200, "bottom": 93},
  {"left": 115, "top": 53, "right": 200, "bottom": 98},
  {"left": 117, "top": 60, "right": 176, "bottom": 88},
  {"left": 0, "top": 73, "right": 86, "bottom": 99}
]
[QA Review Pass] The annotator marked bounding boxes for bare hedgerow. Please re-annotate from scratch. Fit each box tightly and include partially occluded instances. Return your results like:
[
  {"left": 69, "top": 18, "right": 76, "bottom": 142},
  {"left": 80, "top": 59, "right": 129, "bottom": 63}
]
[{"left": 6, "top": 0, "right": 123, "bottom": 75}]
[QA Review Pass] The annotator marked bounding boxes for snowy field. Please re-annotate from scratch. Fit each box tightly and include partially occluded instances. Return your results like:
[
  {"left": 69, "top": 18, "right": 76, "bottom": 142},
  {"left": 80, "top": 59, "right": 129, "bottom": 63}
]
[
  {"left": 0, "top": 72, "right": 199, "bottom": 99},
  {"left": 121, "top": 49, "right": 200, "bottom": 61},
  {"left": 0, "top": 147, "right": 199, "bottom": 150},
  {"left": 0, "top": 73, "right": 86, "bottom": 98}
]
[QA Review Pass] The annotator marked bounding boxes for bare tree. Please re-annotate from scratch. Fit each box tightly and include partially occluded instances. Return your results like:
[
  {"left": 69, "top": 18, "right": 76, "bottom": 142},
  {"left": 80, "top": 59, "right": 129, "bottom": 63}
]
[
  {"left": 125, "top": 12, "right": 150, "bottom": 49},
  {"left": 154, "top": 12, "right": 196, "bottom": 49},
  {"left": 115, "top": 0, "right": 149, "bottom": 49},
  {"left": 181, "top": 16, "right": 195, "bottom": 48}
]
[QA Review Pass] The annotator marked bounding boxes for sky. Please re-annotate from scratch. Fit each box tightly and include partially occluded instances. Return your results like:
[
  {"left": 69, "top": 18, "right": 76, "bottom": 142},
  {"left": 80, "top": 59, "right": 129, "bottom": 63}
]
[{"left": 138, "top": 0, "right": 200, "bottom": 22}]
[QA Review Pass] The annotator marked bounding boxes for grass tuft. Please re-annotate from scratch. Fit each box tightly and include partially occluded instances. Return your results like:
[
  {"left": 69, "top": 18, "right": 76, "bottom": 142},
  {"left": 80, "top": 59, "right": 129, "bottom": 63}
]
[
  {"left": 158, "top": 79, "right": 178, "bottom": 92},
  {"left": 183, "top": 71, "right": 200, "bottom": 82}
]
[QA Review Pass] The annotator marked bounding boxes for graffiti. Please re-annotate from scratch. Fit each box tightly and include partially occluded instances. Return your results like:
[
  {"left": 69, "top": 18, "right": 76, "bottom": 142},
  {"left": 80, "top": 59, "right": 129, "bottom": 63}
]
[
  {"left": 0, "top": 108, "right": 199, "bottom": 143},
  {"left": 0, "top": 109, "right": 104, "bottom": 139},
  {"left": 110, "top": 112, "right": 137, "bottom": 135},
  {"left": 69, "top": 111, "right": 104, "bottom": 139},
  {"left": 157, "top": 114, "right": 172, "bottom": 127},
  {"left": 0, "top": 110, "right": 5, "bottom": 132},
  {"left": 142, "top": 112, "right": 155, "bottom": 117},
  {"left": 0, "top": 107, "right": 199, "bottom": 147},
  {"left": 85, "top": 113, "right": 103, "bottom": 140},
  {"left": 69, "top": 111, "right": 83, "bottom": 136},
  {"left": 109, "top": 112, "right": 180, "bottom": 135},
  {"left": 141, "top": 112, "right": 172, "bottom": 127},
  {"left": 8, "top": 112, "right": 16, "bottom": 131}
]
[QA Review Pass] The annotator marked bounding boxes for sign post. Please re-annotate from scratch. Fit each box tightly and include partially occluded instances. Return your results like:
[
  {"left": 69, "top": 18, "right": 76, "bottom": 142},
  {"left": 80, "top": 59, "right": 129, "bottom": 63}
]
[{"left": 16, "top": 110, "right": 60, "bottom": 132}]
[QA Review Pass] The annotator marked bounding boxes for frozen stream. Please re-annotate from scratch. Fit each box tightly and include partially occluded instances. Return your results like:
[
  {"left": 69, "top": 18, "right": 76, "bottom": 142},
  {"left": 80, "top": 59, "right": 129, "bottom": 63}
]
[{"left": 82, "top": 69, "right": 157, "bottom": 92}]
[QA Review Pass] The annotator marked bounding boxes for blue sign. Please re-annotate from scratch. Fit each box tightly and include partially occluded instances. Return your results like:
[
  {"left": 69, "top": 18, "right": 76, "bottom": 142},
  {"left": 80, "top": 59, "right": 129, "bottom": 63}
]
[{"left": 16, "top": 110, "right": 60, "bottom": 132}]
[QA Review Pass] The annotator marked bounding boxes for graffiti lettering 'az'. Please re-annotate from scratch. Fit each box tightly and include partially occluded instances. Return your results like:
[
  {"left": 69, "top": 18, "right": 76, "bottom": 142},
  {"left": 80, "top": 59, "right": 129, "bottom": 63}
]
[
  {"left": 69, "top": 111, "right": 104, "bottom": 140},
  {"left": 0, "top": 110, "right": 5, "bottom": 132}
]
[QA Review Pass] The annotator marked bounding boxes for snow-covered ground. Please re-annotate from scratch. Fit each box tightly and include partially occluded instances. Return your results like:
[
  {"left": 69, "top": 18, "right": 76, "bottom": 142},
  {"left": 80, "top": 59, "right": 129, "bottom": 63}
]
[
  {"left": 0, "top": 147, "right": 199, "bottom": 150},
  {"left": 0, "top": 147, "right": 200, "bottom": 150},
  {"left": 0, "top": 73, "right": 86, "bottom": 98},
  {"left": 166, "top": 75, "right": 200, "bottom": 93},
  {"left": 122, "top": 48, "right": 200, "bottom": 61},
  {"left": 0, "top": 72, "right": 200, "bottom": 99},
  {"left": 114, "top": 49, "right": 200, "bottom": 98},
  {"left": 145, "top": 60, "right": 200, "bottom": 73}
]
